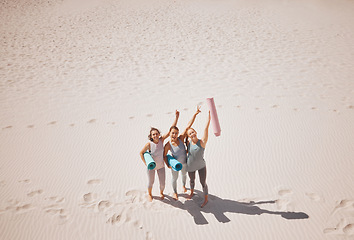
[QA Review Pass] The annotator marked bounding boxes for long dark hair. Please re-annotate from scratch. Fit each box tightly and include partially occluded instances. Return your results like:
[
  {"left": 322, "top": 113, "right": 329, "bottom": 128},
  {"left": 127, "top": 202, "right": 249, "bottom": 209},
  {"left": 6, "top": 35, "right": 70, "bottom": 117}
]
[
  {"left": 148, "top": 127, "right": 160, "bottom": 142},
  {"left": 184, "top": 128, "right": 191, "bottom": 150}
]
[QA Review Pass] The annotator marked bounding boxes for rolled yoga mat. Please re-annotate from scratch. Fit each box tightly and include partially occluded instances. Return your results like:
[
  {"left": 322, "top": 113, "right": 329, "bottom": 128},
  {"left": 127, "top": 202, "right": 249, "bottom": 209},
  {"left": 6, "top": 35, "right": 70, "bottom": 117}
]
[
  {"left": 143, "top": 152, "right": 156, "bottom": 170},
  {"left": 206, "top": 97, "right": 221, "bottom": 136},
  {"left": 167, "top": 155, "right": 182, "bottom": 171}
]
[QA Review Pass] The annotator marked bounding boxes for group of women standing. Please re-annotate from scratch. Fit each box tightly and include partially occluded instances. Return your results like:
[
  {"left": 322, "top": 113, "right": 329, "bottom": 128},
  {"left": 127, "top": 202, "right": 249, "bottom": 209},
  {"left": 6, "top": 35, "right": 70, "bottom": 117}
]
[{"left": 139, "top": 106, "right": 211, "bottom": 208}]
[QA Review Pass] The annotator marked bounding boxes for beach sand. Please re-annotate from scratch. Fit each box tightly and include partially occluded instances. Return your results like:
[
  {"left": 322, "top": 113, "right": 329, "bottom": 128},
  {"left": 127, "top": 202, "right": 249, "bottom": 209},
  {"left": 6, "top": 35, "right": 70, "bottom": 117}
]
[{"left": 1, "top": 0, "right": 354, "bottom": 239}]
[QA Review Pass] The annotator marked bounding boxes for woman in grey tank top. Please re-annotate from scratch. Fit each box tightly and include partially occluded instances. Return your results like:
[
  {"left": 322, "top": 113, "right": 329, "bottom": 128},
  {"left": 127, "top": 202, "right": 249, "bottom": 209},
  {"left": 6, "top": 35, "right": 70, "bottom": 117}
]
[
  {"left": 140, "top": 111, "right": 179, "bottom": 202},
  {"left": 185, "top": 110, "right": 211, "bottom": 208},
  {"left": 163, "top": 107, "right": 201, "bottom": 200}
]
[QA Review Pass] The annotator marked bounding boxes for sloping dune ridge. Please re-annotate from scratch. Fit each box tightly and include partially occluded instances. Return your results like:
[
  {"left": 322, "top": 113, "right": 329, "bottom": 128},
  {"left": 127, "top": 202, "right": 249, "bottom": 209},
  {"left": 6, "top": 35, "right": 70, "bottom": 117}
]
[{"left": 0, "top": 0, "right": 354, "bottom": 239}]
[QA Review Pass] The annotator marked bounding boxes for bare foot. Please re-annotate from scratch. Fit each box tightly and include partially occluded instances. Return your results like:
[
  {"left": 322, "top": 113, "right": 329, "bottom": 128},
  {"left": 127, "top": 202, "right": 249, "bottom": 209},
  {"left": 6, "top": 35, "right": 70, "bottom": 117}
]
[
  {"left": 187, "top": 190, "right": 194, "bottom": 199},
  {"left": 172, "top": 193, "right": 178, "bottom": 200},
  {"left": 147, "top": 194, "right": 153, "bottom": 202},
  {"left": 160, "top": 193, "right": 165, "bottom": 200},
  {"left": 183, "top": 186, "right": 187, "bottom": 193},
  {"left": 201, "top": 196, "right": 208, "bottom": 208},
  {"left": 187, "top": 193, "right": 194, "bottom": 199}
]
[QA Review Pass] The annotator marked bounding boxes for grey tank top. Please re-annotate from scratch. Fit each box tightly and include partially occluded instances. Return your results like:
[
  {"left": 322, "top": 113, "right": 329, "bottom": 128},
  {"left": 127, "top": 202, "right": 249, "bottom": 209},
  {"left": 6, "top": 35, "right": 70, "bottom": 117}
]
[
  {"left": 169, "top": 138, "right": 187, "bottom": 164},
  {"left": 187, "top": 139, "right": 206, "bottom": 172},
  {"left": 150, "top": 138, "right": 164, "bottom": 170}
]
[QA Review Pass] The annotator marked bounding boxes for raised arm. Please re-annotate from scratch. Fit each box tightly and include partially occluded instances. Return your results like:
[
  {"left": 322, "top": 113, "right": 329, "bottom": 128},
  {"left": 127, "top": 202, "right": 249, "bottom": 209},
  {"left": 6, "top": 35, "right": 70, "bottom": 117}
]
[
  {"left": 180, "top": 105, "right": 201, "bottom": 139},
  {"left": 200, "top": 111, "right": 211, "bottom": 148},
  {"left": 139, "top": 143, "right": 150, "bottom": 166},
  {"left": 162, "top": 110, "right": 179, "bottom": 141},
  {"left": 163, "top": 143, "right": 171, "bottom": 168}
]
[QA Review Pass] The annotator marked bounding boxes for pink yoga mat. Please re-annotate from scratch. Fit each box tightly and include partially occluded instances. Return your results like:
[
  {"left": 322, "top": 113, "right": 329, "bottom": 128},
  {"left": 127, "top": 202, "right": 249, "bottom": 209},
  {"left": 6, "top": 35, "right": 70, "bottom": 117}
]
[{"left": 206, "top": 98, "right": 221, "bottom": 137}]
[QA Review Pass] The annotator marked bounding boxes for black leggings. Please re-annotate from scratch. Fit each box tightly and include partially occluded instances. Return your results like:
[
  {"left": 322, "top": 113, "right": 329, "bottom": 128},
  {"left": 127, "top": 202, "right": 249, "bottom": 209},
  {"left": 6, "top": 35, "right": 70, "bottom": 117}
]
[{"left": 188, "top": 167, "right": 208, "bottom": 195}]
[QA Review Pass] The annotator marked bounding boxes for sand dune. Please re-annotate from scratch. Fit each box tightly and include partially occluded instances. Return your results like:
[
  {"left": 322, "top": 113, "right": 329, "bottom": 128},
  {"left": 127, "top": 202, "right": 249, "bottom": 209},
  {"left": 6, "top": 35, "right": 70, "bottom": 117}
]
[{"left": 1, "top": 0, "right": 354, "bottom": 239}]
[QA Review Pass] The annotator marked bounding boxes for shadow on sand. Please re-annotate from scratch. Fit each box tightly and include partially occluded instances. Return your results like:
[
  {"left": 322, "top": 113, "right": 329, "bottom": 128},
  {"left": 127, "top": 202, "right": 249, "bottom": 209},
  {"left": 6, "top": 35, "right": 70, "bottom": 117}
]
[{"left": 158, "top": 190, "right": 309, "bottom": 225}]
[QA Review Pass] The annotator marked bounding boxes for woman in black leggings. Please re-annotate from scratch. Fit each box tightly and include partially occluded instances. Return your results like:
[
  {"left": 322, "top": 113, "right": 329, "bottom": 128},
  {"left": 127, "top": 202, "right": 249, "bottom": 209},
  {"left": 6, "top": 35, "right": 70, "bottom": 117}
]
[{"left": 185, "top": 110, "right": 211, "bottom": 207}]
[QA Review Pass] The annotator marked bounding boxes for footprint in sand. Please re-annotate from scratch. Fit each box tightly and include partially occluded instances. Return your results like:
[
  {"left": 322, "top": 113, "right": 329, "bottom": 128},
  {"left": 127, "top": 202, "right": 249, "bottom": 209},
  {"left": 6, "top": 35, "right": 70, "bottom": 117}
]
[
  {"left": 324, "top": 218, "right": 354, "bottom": 237},
  {"left": 278, "top": 189, "right": 293, "bottom": 197},
  {"left": 126, "top": 190, "right": 145, "bottom": 203},
  {"left": 348, "top": 105, "right": 354, "bottom": 109},
  {"left": 129, "top": 116, "right": 135, "bottom": 119},
  {"left": 2, "top": 126, "right": 13, "bottom": 130},
  {"left": 343, "top": 224, "right": 354, "bottom": 235},
  {"left": 107, "top": 212, "right": 123, "bottom": 225},
  {"left": 324, "top": 199, "right": 354, "bottom": 237},
  {"left": 88, "top": 119, "right": 96, "bottom": 124},
  {"left": 83, "top": 192, "right": 98, "bottom": 203},
  {"left": 106, "top": 206, "right": 139, "bottom": 228},
  {"left": 132, "top": 219, "right": 143, "bottom": 229},
  {"left": 271, "top": 105, "right": 278, "bottom": 108},
  {"left": 305, "top": 192, "right": 322, "bottom": 202},
  {"left": 46, "top": 196, "right": 65, "bottom": 204},
  {"left": 80, "top": 187, "right": 153, "bottom": 233},
  {"left": 2, "top": 199, "right": 34, "bottom": 214},
  {"left": 27, "top": 125, "right": 35, "bottom": 128},
  {"left": 16, "top": 203, "right": 33, "bottom": 213},
  {"left": 19, "top": 179, "right": 30, "bottom": 184},
  {"left": 125, "top": 190, "right": 163, "bottom": 211},
  {"left": 44, "top": 196, "right": 69, "bottom": 224},
  {"left": 275, "top": 199, "right": 291, "bottom": 211},
  {"left": 0, "top": 200, "right": 18, "bottom": 213},
  {"left": 98, "top": 200, "right": 113, "bottom": 212},
  {"left": 48, "top": 121, "right": 57, "bottom": 125},
  {"left": 87, "top": 179, "right": 102, "bottom": 185},
  {"left": 27, "top": 189, "right": 43, "bottom": 197},
  {"left": 146, "top": 114, "right": 153, "bottom": 117},
  {"left": 0, "top": 180, "right": 6, "bottom": 186},
  {"left": 330, "top": 199, "right": 354, "bottom": 215},
  {"left": 146, "top": 231, "right": 154, "bottom": 240}
]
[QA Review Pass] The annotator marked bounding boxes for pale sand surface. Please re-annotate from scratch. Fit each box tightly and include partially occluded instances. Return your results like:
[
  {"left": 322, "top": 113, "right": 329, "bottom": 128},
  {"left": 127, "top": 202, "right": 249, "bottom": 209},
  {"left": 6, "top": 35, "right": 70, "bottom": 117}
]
[{"left": 1, "top": 0, "right": 354, "bottom": 239}]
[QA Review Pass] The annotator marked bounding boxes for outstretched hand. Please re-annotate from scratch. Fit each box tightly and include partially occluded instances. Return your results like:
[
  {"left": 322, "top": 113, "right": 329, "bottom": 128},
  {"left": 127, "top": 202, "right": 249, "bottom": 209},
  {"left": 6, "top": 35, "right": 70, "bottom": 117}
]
[
  {"left": 175, "top": 110, "right": 180, "bottom": 118},
  {"left": 196, "top": 105, "right": 201, "bottom": 115}
]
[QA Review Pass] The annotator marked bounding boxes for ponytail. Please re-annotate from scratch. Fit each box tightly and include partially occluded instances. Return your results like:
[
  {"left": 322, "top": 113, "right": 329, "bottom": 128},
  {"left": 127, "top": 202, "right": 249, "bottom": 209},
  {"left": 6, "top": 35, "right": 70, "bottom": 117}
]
[{"left": 185, "top": 128, "right": 190, "bottom": 151}]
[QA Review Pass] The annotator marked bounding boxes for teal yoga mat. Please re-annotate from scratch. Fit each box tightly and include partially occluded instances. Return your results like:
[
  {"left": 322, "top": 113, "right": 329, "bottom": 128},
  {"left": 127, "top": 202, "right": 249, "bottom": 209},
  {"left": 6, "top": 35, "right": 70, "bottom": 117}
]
[
  {"left": 143, "top": 152, "right": 156, "bottom": 170},
  {"left": 167, "top": 155, "right": 182, "bottom": 171}
]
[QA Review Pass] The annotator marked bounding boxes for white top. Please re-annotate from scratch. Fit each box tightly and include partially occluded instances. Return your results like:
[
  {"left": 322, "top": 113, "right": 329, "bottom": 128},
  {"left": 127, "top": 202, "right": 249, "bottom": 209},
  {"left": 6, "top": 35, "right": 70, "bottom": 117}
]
[{"left": 150, "top": 138, "right": 165, "bottom": 170}]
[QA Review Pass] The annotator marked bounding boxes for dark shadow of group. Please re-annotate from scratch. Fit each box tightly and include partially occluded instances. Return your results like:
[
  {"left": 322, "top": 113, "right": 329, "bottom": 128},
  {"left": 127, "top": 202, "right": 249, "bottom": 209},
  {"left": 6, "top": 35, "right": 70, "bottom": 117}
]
[{"left": 158, "top": 190, "right": 309, "bottom": 225}]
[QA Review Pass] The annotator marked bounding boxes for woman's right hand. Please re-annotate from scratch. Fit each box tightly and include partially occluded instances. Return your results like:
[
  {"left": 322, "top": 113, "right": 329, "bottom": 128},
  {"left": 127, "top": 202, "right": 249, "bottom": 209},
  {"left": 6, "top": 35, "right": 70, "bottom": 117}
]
[
  {"left": 195, "top": 105, "right": 201, "bottom": 115},
  {"left": 175, "top": 110, "right": 180, "bottom": 118}
]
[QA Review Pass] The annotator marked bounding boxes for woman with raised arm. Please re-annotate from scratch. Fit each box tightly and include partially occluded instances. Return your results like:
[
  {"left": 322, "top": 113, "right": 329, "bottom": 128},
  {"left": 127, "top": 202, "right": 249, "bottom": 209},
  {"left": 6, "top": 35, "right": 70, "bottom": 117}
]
[
  {"left": 139, "top": 111, "right": 179, "bottom": 202},
  {"left": 163, "top": 106, "right": 201, "bottom": 200},
  {"left": 185, "top": 110, "right": 211, "bottom": 208}
]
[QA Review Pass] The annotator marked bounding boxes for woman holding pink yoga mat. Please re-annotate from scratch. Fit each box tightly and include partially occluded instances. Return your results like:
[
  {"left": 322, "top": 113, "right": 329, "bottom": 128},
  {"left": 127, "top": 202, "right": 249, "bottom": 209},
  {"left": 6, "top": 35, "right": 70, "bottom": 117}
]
[
  {"left": 163, "top": 106, "right": 201, "bottom": 200},
  {"left": 185, "top": 110, "right": 211, "bottom": 208},
  {"left": 139, "top": 111, "right": 179, "bottom": 202}
]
